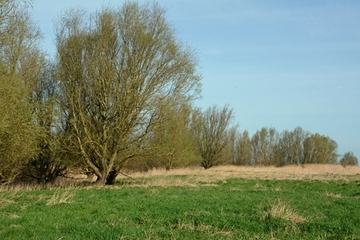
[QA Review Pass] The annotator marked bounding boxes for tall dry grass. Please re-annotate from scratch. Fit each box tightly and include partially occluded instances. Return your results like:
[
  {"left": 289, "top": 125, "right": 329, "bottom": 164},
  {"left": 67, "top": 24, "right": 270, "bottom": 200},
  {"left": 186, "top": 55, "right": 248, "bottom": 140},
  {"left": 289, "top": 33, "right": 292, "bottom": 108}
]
[
  {"left": 1, "top": 164, "right": 359, "bottom": 190},
  {"left": 46, "top": 191, "right": 74, "bottom": 206},
  {"left": 260, "top": 199, "right": 307, "bottom": 224},
  {"left": 122, "top": 164, "right": 360, "bottom": 182}
]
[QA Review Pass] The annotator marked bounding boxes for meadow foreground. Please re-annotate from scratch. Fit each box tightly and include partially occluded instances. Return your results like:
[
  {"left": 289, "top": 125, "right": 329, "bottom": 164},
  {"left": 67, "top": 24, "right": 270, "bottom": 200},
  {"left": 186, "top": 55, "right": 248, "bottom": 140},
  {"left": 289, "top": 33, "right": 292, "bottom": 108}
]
[{"left": 1, "top": 164, "right": 359, "bottom": 239}]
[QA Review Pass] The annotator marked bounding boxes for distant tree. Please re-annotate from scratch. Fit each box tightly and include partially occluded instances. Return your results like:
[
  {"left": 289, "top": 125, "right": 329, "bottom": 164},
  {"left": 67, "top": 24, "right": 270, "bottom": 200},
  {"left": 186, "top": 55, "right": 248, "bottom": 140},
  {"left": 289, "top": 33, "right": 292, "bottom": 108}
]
[
  {"left": 251, "top": 127, "right": 279, "bottom": 165},
  {"left": 55, "top": 2, "right": 201, "bottom": 185},
  {"left": 276, "top": 127, "right": 308, "bottom": 166},
  {"left": 340, "top": 152, "right": 358, "bottom": 167},
  {"left": 218, "top": 134, "right": 236, "bottom": 166},
  {"left": 233, "top": 130, "right": 252, "bottom": 165},
  {"left": 191, "top": 105, "right": 236, "bottom": 169},
  {"left": 303, "top": 133, "right": 338, "bottom": 164}
]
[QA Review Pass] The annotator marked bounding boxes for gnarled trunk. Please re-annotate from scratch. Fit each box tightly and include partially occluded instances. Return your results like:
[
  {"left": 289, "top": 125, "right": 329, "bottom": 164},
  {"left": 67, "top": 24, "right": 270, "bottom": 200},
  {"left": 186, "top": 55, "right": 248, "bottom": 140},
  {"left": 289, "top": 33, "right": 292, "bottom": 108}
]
[{"left": 95, "top": 170, "right": 118, "bottom": 185}]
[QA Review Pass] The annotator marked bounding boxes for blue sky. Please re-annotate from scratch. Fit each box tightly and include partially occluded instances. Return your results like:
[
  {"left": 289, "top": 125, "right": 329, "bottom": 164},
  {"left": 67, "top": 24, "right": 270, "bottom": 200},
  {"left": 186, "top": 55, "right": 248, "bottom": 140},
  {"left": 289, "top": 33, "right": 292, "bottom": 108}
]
[{"left": 31, "top": 0, "right": 360, "bottom": 159}]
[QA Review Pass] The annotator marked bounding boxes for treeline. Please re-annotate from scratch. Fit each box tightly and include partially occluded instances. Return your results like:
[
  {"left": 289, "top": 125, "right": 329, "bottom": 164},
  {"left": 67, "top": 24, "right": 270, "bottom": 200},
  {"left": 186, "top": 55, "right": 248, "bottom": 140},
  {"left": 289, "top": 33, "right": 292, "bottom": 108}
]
[
  {"left": 234, "top": 127, "right": 338, "bottom": 166},
  {"left": 0, "top": 1, "right": 357, "bottom": 185}
]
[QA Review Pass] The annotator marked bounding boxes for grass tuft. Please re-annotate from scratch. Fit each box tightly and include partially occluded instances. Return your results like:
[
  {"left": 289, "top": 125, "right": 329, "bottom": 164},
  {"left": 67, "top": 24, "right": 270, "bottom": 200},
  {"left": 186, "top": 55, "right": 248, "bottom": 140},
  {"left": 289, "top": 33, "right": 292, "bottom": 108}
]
[
  {"left": 0, "top": 191, "right": 22, "bottom": 209},
  {"left": 324, "top": 191, "right": 342, "bottom": 198},
  {"left": 46, "top": 190, "right": 74, "bottom": 206},
  {"left": 261, "top": 199, "right": 306, "bottom": 224},
  {"left": 9, "top": 214, "right": 20, "bottom": 219}
]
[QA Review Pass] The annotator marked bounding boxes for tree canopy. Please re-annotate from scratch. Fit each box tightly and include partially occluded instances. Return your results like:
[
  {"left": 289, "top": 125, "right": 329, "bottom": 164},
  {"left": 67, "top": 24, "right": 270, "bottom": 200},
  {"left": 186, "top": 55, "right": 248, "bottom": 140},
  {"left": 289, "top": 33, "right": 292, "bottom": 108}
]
[{"left": 55, "top": 2, "right": 201, "bottom": 184}]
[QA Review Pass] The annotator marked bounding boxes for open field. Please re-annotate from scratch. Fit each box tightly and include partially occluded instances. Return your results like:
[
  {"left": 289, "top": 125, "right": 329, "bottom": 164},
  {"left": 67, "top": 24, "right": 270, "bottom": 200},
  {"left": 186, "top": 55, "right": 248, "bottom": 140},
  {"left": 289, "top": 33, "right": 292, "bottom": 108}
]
[
  {"left": 1, "top": 164, "right": 360, "bottom": 239},
  {"left": 122, "top": 164, "right": 360, "bottom": 186}
]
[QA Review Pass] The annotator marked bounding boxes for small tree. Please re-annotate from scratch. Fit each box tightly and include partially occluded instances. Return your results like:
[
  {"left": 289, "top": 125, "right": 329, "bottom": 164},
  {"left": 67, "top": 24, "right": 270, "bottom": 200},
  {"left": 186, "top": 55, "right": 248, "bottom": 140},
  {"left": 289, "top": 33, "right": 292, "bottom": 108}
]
[
  {"left": 191, "top": 105, "right": 236, "bottom": 169},
  {"left": 147, "top": 104, "right": 199, "bottom": 170},
  {"left": 340, "top": 152, "right": 358, "bottom": 167}
]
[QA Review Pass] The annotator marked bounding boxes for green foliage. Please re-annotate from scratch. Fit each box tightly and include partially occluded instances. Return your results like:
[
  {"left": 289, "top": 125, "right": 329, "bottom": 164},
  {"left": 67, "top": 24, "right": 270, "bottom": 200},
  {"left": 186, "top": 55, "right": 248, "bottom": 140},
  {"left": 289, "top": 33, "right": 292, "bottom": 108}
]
[
  {"left": 340, "top": 152, "right": 358, "bottom": 167},
  {"left": 146, "top": 104, "right": 200, "bottom": 170},
  {"left": 0, "top": 178, "right": 359, "bottom": 239},
  {"left": 303, "top": 133, "right": 338, "bottom": 164},
  {"left": 0, "top": 75, "right": 39, "bottom": 184},
  {"left": 0, "top": 0, "right": 74, "bottom": 185}
]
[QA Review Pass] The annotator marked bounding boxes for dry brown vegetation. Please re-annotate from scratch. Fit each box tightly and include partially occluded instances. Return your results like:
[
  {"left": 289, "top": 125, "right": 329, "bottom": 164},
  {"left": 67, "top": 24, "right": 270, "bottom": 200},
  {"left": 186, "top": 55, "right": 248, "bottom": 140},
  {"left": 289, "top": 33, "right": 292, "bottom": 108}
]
[
  {"left": 111, "top": 164, "right": 360, "bottom": 188},
  {"left": 2, "top": 164, "right": 359, "bottom": 190},
  {"left": 46, "top": 191, "right": 74, "bottom": 206},
  {"left": 260, "top": 199, "right": 307, "bottom": 224}
]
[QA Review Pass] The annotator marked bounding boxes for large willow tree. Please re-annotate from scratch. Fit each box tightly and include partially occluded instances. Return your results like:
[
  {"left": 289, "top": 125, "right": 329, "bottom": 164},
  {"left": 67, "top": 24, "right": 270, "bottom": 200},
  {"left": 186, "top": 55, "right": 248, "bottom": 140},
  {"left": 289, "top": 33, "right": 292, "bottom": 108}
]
[{"left": 55, "top": 2, "right": 201, "bottom": 185}]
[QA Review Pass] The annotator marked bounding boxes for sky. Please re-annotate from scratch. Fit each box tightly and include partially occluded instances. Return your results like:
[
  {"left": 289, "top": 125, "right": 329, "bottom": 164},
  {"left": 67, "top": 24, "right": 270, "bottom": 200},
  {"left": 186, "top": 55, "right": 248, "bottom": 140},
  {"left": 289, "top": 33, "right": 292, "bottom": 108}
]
[{"left": 31, "top": 0, "right": 360, "bottom": 159}]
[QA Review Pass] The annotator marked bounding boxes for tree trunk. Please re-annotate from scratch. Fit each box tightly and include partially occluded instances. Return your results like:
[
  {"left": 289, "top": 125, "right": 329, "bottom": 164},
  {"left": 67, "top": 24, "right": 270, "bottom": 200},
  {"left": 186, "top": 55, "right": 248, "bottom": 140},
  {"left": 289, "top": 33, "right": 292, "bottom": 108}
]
[
  {"left": 202, "top": 160, "right": 212, "bottom": 170},
  {"left": 94, "top": 169, "right": 118, "bottom": 186},
  {"left": 105, "top": 170, "right": 118, "bottom": 185},
  {"left": 95, "top": 177, "right": 105, "bottom": 185}
]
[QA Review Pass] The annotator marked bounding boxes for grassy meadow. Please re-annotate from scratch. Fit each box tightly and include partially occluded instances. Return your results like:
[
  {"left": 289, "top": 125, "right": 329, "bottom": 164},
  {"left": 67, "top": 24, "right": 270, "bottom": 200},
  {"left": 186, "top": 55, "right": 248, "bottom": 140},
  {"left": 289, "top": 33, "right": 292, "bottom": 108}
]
[{"left": 1, "top": 165, "right": 360, "bottom": 239}]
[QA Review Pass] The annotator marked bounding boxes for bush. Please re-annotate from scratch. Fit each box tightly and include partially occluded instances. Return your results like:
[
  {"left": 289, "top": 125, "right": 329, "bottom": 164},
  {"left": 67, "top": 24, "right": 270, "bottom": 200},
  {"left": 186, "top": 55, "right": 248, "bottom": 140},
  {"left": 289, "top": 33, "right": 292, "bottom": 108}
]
[{"left": 340, "top": 152, "right": 358, "bottom": 167}]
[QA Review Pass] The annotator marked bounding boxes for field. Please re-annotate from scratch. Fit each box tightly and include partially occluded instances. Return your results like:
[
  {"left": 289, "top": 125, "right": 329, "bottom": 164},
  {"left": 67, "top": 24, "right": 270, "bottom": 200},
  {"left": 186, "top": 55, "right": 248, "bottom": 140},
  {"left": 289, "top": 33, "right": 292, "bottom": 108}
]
[{"left": 1, "top": 164, "right": 360, "bottom": 239}]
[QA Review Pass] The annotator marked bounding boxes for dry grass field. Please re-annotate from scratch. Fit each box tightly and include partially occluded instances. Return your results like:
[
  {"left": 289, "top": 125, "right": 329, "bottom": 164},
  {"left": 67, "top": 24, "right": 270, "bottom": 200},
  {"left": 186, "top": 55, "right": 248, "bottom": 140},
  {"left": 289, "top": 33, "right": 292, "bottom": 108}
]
[
  {"left": 116, "top": 164, "right": 360, "bottom": 187},
  {"left": 2, "top": 164, "right": 359, "bottom": 191}
]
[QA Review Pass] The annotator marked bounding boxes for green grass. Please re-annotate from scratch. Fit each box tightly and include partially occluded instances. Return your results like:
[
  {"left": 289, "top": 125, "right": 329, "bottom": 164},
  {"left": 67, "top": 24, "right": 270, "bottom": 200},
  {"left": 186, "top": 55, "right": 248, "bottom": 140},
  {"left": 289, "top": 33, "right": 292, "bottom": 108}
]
[{"left": 1, "top": 177, "right": 359, "bottom": 239}]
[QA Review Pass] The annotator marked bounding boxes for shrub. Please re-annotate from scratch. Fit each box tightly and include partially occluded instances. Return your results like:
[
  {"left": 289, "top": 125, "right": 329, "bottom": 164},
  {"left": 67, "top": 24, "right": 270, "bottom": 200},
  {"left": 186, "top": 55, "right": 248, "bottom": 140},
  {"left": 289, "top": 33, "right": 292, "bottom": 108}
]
[{"left": 340, "top": 152, "right": 358, "bottom": 167}]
